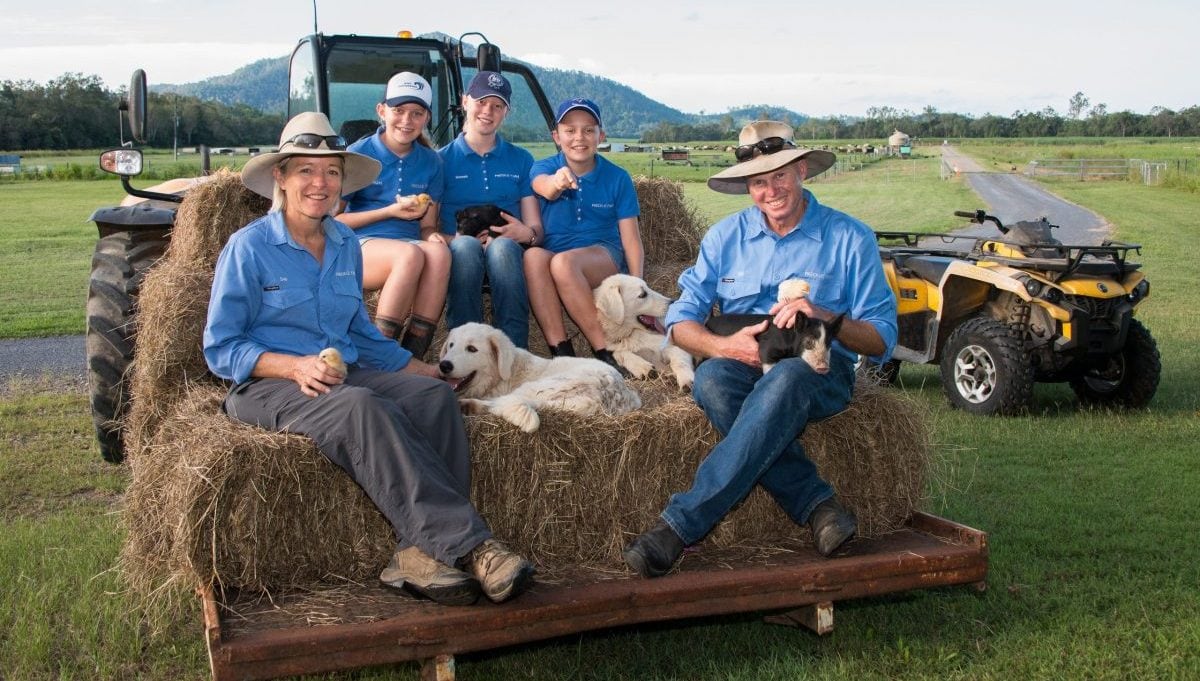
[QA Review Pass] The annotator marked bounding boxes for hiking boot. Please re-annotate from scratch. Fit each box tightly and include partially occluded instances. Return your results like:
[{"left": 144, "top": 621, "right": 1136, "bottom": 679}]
[
  {"left": 807, "top": 497, "right": 857, "bottom": 557},
  {"left": 380, "top": 546, "right": 481, "bottom": 606},
  {"left": 622, "top": 519, "right": 685, "bottom": 578},
  {"left": 549, "top": 339, "right": 577, "bottom": 357},
  {"left": 594, "top": 348, "right": 632, "bottom": 379},
  {"left": 468, "top": 539, "right": 536, "bottom": 603}
]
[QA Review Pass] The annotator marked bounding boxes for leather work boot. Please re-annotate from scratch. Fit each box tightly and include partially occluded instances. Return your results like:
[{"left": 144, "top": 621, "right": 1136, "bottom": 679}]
[
  {"left": 808, "top": 497, "right": 858, "bottom": 557},
  {"left": 380, "top": 546, "right": 481, "bottom": 606},
  {"left": 468, "top": 539, "right": 536, "bottom": 603},
  {"left": 622, "top": 519, "right": 685, "bottom": 578}
]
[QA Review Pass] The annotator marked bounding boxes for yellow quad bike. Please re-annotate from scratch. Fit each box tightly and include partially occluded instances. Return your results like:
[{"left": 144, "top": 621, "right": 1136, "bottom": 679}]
[{"left": 875, "top": 209, "right": 1160, "bottom": 415}]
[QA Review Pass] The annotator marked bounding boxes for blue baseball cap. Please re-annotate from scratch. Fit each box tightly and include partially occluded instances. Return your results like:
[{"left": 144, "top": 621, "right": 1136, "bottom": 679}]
[
  {"left": 554, "top": 98, "right": 602, "bottom": 127},
  {"left": 465, "top": 71, "right": 512, "bottom": 107}
]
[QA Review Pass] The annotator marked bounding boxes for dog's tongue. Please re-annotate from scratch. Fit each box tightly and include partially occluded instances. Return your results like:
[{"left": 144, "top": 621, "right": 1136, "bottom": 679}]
[{"left": 638, "top": 315, "right": 667, "bottom": 334}]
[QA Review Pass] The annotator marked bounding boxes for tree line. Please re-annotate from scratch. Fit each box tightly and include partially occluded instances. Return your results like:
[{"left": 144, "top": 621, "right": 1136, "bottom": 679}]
[
  {"left": 4, "top": 75, "right": 1198, "bottom": 151},
  {"left": 1, "top": 73, "right": 284, "bottom": 151}
]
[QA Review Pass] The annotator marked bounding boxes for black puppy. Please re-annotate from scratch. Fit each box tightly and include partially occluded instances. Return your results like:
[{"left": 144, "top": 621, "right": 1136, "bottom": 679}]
[
  {"left": 455, "top": 204, "right": 509, "bottom": 239},
  {"left": 705, "top": 312, "right": 845, "bottom": 374}
]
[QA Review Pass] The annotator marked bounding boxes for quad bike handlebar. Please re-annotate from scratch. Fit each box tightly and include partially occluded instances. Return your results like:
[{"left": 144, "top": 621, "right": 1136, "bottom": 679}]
[{"left": 955, "top": 209, "right": 1007, "bottom": 234}]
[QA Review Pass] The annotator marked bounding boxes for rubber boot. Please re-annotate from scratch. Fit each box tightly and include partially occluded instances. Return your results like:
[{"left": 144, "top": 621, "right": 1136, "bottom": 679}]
[
  {"left": 400, "top": 315, "right": 438, "bottom": 361},
  {"left": 374, "top": 314, "right": 405, "bottom": 341}
]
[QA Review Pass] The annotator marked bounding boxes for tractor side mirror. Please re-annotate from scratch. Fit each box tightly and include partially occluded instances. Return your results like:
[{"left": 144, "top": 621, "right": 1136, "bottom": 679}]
[{"left": 128, "top": 69, "right": 148, "bottom": 144}]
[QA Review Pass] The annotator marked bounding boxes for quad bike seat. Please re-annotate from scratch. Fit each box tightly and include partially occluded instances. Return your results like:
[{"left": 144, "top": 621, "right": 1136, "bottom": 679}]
[{"left": 893, "top": 254, "right": 955, "bottom": 284}]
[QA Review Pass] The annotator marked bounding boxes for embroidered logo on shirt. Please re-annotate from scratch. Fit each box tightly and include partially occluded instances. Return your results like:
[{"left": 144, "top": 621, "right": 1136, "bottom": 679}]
[
  {"left": 335, "top": 271, "right": 356, "bottom": 277},
  {"left": 720, "top": 277, "right": 735, "bottom": 283},
  {"left": 263, "top": 285, "right": 280, "bottom": 291}
]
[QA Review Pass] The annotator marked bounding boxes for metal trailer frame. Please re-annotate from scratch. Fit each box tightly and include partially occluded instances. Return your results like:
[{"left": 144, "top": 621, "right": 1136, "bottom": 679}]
[{"left": 201, "top": 511, "right": 987, "bottom": 681}]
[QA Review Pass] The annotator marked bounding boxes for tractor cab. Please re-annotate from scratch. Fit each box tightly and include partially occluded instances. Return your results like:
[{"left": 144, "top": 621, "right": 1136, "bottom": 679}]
[{"left": 288, "top": 32, "right": 556, "bottom": 147}]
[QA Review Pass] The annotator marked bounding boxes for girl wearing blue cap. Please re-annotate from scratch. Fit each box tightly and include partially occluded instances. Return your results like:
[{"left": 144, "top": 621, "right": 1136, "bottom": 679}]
[
  {"left": 339, "top": 72, "right": 449, "bottom": 359},
  {"left": 527, "top": 98, "right": 643, "bottom": 375}
]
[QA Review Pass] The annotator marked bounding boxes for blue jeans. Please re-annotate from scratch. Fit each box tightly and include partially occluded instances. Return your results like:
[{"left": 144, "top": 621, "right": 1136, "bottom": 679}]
[
  {"left": 661, "top": 355, "right": 855, "bottom": 545},
  {"left": 447, "top": 236, "right": 529, "bottom": 348}
]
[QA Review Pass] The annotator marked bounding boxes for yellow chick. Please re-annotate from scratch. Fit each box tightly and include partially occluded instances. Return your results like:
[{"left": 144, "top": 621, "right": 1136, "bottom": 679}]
[
  {"left": 395, "top": 193, "right": 432, "bottom": 210},
  {"left": 778, "top": 278, "right": 811, "bottom": 302},
  {"left": 318, "top": 347, "right": 347, "bottom": 377}
]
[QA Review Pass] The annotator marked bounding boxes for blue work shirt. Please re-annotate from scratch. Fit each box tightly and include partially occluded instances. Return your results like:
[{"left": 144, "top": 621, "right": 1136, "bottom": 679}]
[
  {"left": 438, "top": 133, "right": 535, "bottom": 234},
  {"left": 343, "top": 129, "right": 444, "bottom": 239},
  {"left": 204, "top": 211, "right": 410, "bottom": 384},
  {"left": 531, "top": 152, "right": 639, "bottom": 254},
  {"left": 665, "top": 190, "right": 897, "bottom": 363}
]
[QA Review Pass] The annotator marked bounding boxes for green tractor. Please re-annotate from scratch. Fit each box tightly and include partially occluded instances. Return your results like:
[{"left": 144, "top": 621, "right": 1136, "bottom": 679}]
[
  {"left": 876, "top": 210, "right": 1160, "bottom": 415},
  {"left": 87, "top": 31, "right": 558, "bottom": 462}
]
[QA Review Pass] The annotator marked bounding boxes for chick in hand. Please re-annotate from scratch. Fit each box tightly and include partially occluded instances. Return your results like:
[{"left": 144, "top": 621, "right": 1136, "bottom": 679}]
[{"left": 318, "top": 347, "right": 348, "bottom": 377}]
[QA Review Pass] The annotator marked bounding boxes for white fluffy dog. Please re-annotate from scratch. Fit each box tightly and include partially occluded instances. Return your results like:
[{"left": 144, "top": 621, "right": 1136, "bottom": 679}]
[
  {"left": 438, "top": 322, "right": 642, "bottom": 433},
  {"left": 593, "top": 274, "right": 695, "bottom": 390}
]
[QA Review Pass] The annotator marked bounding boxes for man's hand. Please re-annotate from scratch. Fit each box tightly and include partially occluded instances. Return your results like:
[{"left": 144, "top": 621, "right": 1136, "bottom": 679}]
[
  {"left": 717, "top": 320, "right": 767, "bottom": 367},
  {"left": 769, "top": 296, "right": 832, "bottom": 328}
]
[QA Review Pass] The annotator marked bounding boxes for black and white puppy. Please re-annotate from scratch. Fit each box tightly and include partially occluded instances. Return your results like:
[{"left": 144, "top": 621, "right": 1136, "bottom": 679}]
[
  {"left": 455, "top": 204, "right": 509, "bottom": 239},
  {"left": 705, "top": 312, "right": 845, "bottom": 374}
]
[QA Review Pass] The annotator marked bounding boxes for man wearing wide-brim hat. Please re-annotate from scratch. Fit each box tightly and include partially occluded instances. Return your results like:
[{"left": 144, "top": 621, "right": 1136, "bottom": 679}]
[{"left": 623, "top": 121, "right": 898, "bottom": 577}]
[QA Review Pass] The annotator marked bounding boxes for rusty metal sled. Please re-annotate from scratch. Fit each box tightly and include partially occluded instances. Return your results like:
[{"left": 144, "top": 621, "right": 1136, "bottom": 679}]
[{"left": 200, "top": 512, "right": 986, "bottom": 681}]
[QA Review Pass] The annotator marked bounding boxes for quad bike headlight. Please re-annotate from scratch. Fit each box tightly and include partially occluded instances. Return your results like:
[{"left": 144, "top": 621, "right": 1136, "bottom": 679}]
[
  {"left": 1129, "top": 279, "right": 1150, "bottom": 303},
  {"left": 1023, "top": 278, "right": 1044, "bottom": 297}
]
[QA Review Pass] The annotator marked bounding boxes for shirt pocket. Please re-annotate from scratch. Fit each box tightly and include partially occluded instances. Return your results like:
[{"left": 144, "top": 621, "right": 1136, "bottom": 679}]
[
  {"left": 331, "top": 275, "right": 364, "bottom": 303},
  {"left": 716, "top": 278, "right": 760, "bottom": 310},
  {"left": 261, "top": 286, "right": 315, "bottom": 311}
]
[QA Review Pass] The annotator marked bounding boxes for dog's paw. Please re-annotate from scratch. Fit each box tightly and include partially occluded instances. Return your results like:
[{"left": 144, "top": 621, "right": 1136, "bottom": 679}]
[
  {"left": 494, "top": 399, "right": 540, "bottom": 433},
  {"left": 616, "top": 352, "right": 655, "bottom": 379},
  {"left": 458, "top": 398, "right": 490, "bottom": 415}
]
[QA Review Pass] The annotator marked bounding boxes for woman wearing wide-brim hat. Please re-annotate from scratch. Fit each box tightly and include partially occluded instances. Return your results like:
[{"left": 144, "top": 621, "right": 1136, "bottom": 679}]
[{"left": 204, "top": 111, "right": 535, "bottom": 607}]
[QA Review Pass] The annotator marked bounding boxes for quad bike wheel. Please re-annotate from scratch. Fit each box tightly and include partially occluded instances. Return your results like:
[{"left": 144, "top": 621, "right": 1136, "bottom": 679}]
[
  {"left": 86, "top": 228, "right": 169, "bottom": 463},
  {"left": 940, "top": 316, "right": 1034, "bottom": 416},
  {"left": 1069, "top": 319, "right": 1161, "bottom": 409}
]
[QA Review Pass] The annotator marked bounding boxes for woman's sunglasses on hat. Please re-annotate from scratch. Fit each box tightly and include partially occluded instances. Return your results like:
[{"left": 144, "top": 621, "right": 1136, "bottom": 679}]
[
  {"left": 283, "top": 133, "right": 347, "bottom": 151},
  {"left": 734, "top": 136, "right": 795, "bottom": 162}
]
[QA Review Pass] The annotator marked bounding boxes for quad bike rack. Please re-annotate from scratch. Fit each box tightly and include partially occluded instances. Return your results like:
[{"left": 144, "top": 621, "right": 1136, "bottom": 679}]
[{"left": 200, "top": 512, "right": 987, "bottom": 681}]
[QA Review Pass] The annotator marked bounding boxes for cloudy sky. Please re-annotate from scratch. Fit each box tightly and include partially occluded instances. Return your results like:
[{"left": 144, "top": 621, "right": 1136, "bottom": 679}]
[{"left": 2, "top": 0, "right": 1195, "bottom": 117}]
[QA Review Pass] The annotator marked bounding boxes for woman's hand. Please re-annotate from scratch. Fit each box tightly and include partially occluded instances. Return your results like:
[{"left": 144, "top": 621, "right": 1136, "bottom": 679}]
[
  {"left": 484, "top": 212, "right": 533, "bottom": 246},
  {"left": 291, "top": 354, "right": 346, "bottom": 397}
]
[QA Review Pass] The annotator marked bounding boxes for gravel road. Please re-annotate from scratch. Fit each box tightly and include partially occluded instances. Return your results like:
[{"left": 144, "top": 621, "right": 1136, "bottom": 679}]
[{"left": 0, "top": 147, "right": 1116, "bottom": 384}]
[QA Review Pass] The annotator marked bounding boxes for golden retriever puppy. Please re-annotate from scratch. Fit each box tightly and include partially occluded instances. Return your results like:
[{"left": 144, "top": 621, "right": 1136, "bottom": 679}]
[
  {"left": 594, "top": 274, "right": 695, "bottom": 390},
  {"left": 438, "top": 322, "right": 641, "bottom": 433}
]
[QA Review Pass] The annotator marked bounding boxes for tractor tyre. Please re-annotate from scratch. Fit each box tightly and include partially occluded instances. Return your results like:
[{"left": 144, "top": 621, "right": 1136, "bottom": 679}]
[
  {"left": 939, "top": 316, "right": 1033, "bottom": 416},
  {"left": 86, "top": 230, "right": 169, "bottom": 463},
  {"left": 1069, "top": 319, "right": 1160, "bottom": 409}
]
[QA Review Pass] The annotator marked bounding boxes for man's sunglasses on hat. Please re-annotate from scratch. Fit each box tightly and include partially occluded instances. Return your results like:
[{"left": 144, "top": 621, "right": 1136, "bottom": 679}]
[
  {"left": 734, "top": 136, "right": 795, "bottom": 162},
  {"left": 283, "top": 133, "right": 347, "bottom": 151}
]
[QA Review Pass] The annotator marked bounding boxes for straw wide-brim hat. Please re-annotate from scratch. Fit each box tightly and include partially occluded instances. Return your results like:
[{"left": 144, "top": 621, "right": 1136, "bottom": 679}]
[
  {"left": 707, "top": 121, "right": 836, "bottom": 195},
  {"left": 241, "top": 111, "right": 381, "bottom": 199}
]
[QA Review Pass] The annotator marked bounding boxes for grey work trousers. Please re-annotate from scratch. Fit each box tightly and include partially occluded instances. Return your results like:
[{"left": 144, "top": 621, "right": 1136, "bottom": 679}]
[{"left": 223, "top": 367, "right": 491, "bottom": 567}]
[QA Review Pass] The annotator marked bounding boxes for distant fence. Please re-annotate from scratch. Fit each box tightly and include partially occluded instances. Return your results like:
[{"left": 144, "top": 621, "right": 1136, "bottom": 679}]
[{"left": 1024, "top": 158, "right": 1168, "bottom": 185}]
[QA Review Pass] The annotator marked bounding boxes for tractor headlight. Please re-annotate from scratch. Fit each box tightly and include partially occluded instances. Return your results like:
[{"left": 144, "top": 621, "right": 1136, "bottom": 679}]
[{"left": 1129, "top": 279, "right": 1150, "bottom": 303}]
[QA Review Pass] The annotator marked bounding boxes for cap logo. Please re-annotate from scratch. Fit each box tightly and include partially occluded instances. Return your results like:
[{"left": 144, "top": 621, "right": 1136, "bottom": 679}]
[
  {"left": 487, "top": 73, "right": 506, "bottom": 89},
  {"left": 396, "top": 81, "right": 424, "bottom": 91}
]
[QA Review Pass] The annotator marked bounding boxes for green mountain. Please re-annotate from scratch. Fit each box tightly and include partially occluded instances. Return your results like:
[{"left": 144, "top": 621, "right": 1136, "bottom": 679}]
[{"left": 152, "top": 37, "right": 808, "bottom": 139}]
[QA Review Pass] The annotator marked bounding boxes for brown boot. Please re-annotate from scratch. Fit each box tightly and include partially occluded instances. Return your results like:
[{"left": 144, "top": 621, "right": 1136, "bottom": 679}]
[
  {"left": 400, "top": 314, "right": 437, "bottom": 360},
  {"left": 468, "top": 539, "right": 535, "bottom": 603},
  {"left": 380, "top": 546, "right": 481, "bottom": 606}
]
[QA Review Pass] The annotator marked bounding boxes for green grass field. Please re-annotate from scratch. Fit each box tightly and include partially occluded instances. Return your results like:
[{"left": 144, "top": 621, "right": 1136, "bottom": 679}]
[{"left": 2, "top": 144, "right": 1198, "bottom": 679}]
